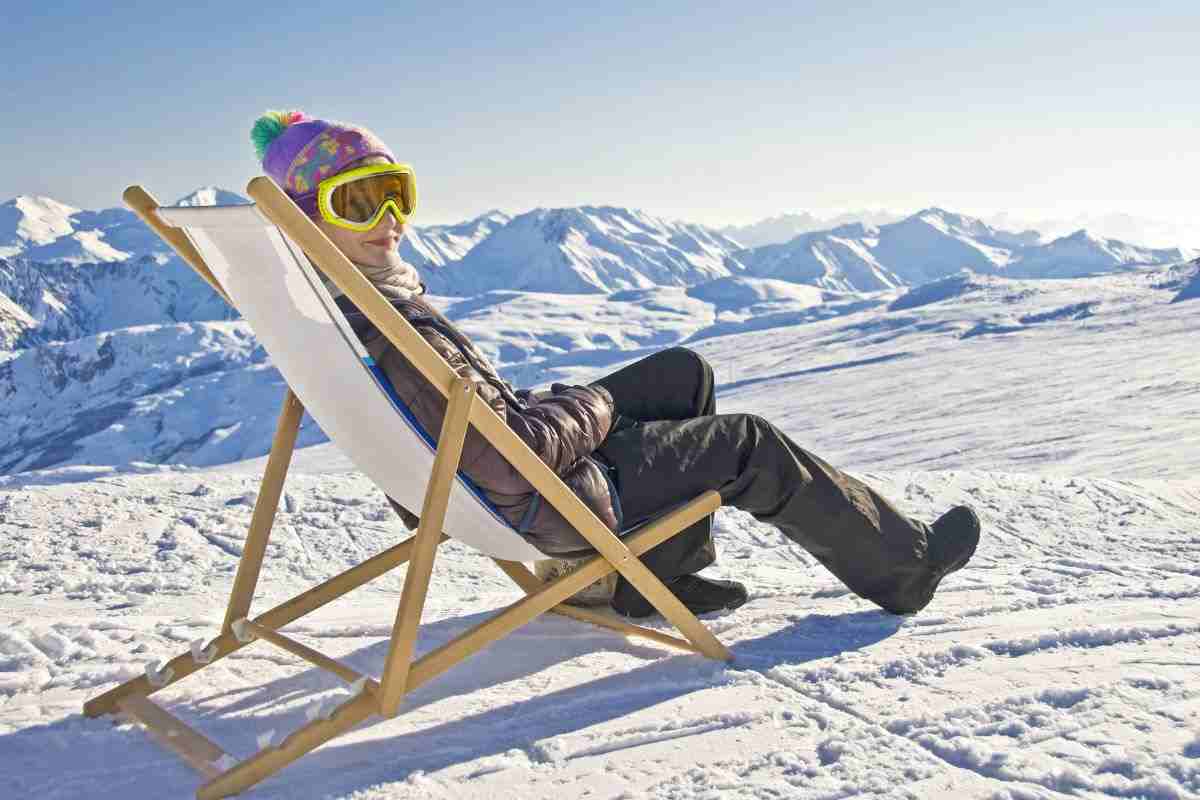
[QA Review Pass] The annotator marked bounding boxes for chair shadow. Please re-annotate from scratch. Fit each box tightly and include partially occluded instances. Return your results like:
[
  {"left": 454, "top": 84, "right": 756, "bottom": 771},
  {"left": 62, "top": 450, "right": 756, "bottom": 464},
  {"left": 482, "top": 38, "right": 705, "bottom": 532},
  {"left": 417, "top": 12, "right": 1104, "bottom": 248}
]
[
  {"left": 212, "top": 607, "right": 901, "bottom": 794},
  {"left": 7, "top": 606, "right": 902, "bottom": 798}
]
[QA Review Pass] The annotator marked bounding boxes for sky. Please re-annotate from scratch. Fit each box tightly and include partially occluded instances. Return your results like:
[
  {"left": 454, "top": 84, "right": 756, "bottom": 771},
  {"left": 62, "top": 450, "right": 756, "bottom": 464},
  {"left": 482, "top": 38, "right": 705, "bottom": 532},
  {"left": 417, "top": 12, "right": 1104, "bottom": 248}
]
[{"left": 4, "top": 1, "right": 1199, "bottom": 232}]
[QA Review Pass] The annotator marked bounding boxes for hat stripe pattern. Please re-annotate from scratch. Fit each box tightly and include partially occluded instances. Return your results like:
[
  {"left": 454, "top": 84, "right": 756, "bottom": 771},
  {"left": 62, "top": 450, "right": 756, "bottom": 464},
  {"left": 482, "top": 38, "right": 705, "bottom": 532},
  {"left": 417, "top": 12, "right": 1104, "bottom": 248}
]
[{"left": 286, "top": 127, "right": 393, "bottom": 196}]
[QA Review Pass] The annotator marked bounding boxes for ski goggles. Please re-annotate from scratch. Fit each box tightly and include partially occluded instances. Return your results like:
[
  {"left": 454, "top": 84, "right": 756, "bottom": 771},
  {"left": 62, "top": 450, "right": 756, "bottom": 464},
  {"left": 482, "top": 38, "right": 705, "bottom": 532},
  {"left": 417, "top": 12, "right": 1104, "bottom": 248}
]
[{"left": 315, "top": 163, "right": 417, "bottom": 232}]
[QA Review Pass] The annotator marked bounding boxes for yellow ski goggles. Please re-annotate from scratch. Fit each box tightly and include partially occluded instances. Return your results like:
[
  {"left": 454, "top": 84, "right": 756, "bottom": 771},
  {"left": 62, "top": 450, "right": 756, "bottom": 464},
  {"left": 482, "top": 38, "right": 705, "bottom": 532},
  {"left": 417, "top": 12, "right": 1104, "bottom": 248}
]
[{"left": 316, "top": 163, "right": 417, "bottom": 232}]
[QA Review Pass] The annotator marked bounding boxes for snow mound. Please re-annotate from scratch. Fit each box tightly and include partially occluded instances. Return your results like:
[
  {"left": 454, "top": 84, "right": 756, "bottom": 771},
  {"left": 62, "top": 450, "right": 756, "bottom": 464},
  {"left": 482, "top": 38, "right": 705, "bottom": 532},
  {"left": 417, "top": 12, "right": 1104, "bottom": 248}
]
[
  {"left": 685, "top": 276, "right": 825, "bottom": 310},
  {"left": 1169, "top": 258, "right": 1200, "bottom": 303},
  {"left": 888, "top": 270, "right": 991, "bottom": 311}
]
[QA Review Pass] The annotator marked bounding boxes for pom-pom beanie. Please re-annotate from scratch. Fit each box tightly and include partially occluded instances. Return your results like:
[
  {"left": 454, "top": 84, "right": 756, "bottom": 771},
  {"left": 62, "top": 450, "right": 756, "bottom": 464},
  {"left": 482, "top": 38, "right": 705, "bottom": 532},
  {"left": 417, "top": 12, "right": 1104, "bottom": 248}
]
[{"left": 250, "top": 110, "right": 395, "bottom": 217}]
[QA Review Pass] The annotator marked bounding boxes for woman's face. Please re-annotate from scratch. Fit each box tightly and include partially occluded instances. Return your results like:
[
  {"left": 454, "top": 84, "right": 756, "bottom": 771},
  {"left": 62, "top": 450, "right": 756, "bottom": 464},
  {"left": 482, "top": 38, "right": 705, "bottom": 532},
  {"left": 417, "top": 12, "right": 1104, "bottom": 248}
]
[{"left": 315, "top": 157, "right": 407, "bottom": 270}]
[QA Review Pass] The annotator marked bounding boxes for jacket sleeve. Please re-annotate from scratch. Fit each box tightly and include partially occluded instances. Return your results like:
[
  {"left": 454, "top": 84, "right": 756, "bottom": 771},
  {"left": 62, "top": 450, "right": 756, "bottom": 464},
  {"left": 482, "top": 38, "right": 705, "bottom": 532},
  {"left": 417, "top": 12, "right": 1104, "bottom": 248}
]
[{"left": 415, "top": 327, "right": 615, "bottom": 478}]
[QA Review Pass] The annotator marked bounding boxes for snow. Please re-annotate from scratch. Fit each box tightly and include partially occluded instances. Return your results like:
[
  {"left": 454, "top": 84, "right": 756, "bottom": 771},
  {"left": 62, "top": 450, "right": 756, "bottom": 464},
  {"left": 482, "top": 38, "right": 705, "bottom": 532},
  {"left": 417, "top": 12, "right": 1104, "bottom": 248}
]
[
  {"left": 1, "top": 463, "right": 1197, "bottom": 798},
  {"left": 2, "top": 192, "right": 1200, "bottom": 797}
]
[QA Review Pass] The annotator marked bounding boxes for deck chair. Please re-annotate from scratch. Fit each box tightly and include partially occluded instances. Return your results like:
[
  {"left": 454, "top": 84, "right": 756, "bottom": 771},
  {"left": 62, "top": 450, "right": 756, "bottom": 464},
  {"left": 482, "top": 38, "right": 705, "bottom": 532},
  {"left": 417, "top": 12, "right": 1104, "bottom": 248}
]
[{"left": 83, "top": 177, "right": 731, "bottom": 799}]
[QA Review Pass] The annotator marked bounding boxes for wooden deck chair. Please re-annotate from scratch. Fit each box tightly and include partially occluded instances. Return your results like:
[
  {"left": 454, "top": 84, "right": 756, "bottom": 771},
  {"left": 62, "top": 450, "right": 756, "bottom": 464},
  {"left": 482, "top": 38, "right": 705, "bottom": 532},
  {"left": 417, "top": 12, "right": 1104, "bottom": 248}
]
[{"left": 82, "top": 177, "right": 731, "bottom": 798}]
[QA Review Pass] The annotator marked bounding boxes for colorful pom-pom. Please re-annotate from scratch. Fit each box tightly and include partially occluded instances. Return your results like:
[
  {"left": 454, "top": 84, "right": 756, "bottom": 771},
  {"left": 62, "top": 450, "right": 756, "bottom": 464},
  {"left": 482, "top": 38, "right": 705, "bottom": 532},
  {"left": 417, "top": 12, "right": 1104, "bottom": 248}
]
[{"left": 251, "top": 110, "right": 307, "bottom": 162}]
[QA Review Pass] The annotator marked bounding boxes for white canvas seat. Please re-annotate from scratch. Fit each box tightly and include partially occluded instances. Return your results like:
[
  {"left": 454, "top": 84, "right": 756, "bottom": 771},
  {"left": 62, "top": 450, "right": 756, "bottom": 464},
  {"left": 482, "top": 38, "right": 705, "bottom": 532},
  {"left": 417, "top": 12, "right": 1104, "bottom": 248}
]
[
  {"left": 84, "top": 179, "right": 730, "bottom": 800},
  {"left": 156, "top": 202, "right": 544, "bottom": 562}
]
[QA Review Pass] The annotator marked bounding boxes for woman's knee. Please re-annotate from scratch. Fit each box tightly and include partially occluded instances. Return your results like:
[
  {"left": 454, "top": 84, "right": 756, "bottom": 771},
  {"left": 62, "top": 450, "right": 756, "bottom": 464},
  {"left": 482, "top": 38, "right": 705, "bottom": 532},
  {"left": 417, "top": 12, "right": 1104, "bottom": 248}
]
[
  {"left": 661, "top": 347, "right": 714, "bottom": 413},
  {"left": 659, "top": 346, "right": 711, "bottom": 376}
]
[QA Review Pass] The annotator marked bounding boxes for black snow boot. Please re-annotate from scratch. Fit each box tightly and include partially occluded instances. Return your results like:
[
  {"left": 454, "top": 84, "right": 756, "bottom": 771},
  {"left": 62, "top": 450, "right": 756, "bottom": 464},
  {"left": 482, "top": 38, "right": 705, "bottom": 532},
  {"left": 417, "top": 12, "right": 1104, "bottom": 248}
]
[
  {"left": 928, "top": 505, "right": 981, "bottom": 578},
  {"left": 611, "top": 573, "right": 749, "bottom": 619}
]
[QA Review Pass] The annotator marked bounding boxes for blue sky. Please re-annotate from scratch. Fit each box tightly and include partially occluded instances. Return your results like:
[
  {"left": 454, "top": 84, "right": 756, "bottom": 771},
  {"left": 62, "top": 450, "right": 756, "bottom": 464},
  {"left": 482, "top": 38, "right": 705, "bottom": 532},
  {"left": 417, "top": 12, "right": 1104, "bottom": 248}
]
[{"left": 5, "top": 1, "right": 1199, "bottom": 228}]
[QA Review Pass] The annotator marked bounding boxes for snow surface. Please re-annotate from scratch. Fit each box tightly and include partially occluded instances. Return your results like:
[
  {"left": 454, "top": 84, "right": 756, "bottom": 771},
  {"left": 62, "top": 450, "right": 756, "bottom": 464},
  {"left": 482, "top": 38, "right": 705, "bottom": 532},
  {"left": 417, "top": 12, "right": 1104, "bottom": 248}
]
[{"left": 2, "top": 258, "right": 1199, "bottom": 797}]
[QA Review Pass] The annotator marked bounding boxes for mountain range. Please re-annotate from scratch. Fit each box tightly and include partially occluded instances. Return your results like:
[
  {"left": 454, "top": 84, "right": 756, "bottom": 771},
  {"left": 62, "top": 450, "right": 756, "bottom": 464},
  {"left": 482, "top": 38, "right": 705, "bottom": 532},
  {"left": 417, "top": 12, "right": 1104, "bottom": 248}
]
[
  {"left": 1, "top": 192, "right": 1193, "bottom": 302},
  {"left": 732, "top": 209, "right": 1189, "bottom": 292}
]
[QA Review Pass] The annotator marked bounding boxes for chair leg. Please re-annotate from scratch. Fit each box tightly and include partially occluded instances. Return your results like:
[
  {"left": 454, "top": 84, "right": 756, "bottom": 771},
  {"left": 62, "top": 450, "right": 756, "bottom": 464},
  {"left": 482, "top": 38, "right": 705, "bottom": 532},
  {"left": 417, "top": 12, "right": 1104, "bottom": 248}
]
[
  {"left": 378, "top": 377, "right": 476, "bottom": 716},
  {"left": 222, "top": 388, "right": 305, "bottom": 632}
]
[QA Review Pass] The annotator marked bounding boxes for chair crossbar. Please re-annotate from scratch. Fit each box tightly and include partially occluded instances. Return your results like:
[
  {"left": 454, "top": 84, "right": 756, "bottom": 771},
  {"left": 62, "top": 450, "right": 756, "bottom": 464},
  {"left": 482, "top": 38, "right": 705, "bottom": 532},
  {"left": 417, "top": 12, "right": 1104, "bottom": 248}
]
[
  {"left": 491, "top": 559, "right": 700, "bottom": 654},
  {"left": 238, "top": 620, "right": 371, "bottom": 687},
  {"left": 85, "top": 534, "right": 437, "bottom": 719},
  {"left": 117, "top": 694, "right": 227, "bottom": 780}
]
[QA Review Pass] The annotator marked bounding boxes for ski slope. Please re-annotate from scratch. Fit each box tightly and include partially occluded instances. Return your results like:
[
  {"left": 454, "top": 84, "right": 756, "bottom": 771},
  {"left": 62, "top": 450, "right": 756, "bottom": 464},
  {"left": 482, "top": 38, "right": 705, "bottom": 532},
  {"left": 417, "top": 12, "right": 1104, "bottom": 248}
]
[{"left": 2, "top": 268, "right": 1199, "bottom": 799}]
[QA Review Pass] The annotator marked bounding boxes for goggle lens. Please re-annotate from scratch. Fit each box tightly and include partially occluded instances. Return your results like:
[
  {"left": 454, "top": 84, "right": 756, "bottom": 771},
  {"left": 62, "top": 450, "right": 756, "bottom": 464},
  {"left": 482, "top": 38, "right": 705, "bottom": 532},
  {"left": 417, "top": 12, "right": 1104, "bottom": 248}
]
[{"left": 330, "top": 172, "right": 415, "bottom": 223}]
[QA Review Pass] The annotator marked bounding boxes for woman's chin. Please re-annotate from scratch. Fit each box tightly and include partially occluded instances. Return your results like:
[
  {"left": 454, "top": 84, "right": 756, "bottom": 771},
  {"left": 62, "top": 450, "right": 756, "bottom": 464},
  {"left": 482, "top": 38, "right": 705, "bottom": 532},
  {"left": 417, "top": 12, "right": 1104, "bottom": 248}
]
[{"left": 356, "top": 248, "right": 404, "bottom": 269}]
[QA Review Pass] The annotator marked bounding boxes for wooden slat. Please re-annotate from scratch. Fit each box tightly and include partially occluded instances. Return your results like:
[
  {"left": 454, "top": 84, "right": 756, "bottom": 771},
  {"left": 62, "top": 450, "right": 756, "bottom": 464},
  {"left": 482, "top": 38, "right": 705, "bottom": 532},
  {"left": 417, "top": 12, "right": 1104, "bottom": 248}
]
[
  {"left": 117, "top": 694, "right": 226, "bottom": 780},
  {"left": 378, "top": 377, "right": 476, "bottom": 716},
  {"left": 122, "top": 185, "right": 233, "bottom": 306},
  {"left": 84, "top": 534, "right": 444, "bottom": 718},
  {"left": 223, "top": 389, "right": 305, "bottom": 631},
  {"left": 242, "top": 621, "right": 371, "bottom": 687},
  {"left": 492, "top": 559, "right": 699, "bottom": 654},
  {"left": 250, "top": 175, "right": 731, "bottom": 662}
]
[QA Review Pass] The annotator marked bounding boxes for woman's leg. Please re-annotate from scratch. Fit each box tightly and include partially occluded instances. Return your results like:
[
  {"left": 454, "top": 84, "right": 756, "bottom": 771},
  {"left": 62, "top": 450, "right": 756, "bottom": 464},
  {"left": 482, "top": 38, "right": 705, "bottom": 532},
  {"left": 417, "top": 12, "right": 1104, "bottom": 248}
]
[
  {"left": 591, "top": 348, "right": 719, "bottom": 584},
  {"left": 597, "top": 412, "right": 952, "bottom": 614},
  {"left": 592, "top": 346, "right": 716, "bottom": 422}
]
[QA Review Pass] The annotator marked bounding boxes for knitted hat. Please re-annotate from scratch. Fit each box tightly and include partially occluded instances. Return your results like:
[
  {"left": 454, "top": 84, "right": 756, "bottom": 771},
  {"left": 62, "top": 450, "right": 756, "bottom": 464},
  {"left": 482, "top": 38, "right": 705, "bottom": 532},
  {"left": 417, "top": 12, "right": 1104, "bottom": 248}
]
[{"left": 250, "top": 110, "right": 395, "bottom": 217}]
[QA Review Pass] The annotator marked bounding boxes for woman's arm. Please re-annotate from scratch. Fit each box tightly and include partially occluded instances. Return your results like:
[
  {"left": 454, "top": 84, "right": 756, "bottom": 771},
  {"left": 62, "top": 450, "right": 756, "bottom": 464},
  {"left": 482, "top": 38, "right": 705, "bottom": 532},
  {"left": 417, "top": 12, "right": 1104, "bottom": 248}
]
[{"left": 386, "top": 327, "right": 614, "bottom": 480}]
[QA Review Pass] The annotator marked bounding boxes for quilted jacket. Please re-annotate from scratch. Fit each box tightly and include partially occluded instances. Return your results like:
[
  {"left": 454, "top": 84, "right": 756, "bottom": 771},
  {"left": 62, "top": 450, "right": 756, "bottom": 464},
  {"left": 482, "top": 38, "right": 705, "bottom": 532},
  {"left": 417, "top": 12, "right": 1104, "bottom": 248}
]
[{"left": 335, "top": 291, "right": 622, "bottom": 555}]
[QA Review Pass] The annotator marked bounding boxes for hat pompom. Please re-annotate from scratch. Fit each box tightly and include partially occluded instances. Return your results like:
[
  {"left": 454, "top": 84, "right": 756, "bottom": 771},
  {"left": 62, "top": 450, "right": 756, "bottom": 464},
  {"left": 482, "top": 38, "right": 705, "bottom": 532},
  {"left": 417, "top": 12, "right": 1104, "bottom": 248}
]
[{"left": 251, "top": 110, "right": 308, "bottom": 162}]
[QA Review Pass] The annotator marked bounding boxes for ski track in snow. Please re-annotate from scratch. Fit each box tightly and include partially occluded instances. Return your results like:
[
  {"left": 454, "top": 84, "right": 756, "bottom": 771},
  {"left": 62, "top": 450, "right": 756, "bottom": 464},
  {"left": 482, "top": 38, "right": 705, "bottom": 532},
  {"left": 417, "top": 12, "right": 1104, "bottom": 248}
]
[{"left": 2, "top": 465, "right": 1198, "bottom": 799}]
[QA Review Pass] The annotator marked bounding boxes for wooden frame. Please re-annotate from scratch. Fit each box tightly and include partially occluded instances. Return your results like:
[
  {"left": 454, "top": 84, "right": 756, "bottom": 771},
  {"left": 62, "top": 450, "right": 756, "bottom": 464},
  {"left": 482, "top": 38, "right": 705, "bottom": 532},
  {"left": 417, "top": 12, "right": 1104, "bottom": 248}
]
[{"left": 85, "top": 181, "right": 731, "bottom": 799}]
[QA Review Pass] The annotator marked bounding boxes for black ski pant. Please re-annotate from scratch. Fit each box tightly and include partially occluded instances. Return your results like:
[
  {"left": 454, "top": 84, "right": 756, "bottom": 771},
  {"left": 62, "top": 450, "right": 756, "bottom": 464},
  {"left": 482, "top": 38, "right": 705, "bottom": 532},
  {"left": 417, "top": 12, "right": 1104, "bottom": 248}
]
[{"left": 592, "top": 347, "right": 940, "bottom": 614}]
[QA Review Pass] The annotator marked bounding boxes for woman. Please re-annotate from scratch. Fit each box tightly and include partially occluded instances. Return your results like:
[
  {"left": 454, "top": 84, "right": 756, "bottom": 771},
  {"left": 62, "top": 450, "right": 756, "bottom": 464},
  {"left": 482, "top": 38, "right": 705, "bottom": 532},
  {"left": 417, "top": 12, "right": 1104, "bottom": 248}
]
[{"left": 251, "top": 110, "right": 981, "bottom": 619}]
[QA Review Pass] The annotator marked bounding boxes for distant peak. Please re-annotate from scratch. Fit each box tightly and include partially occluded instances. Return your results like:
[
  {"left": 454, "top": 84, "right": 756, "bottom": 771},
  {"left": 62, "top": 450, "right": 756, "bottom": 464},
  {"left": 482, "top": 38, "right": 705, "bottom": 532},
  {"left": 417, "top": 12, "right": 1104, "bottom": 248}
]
[
  {"left": 173, "top": 187, "right": 250, "bottom": 207},
  {"left": 1059, "top": 228, "right": 1104, "bottom": 244},
  {"left": 6, "top": 195, "right": 81, "bottom": 216}
]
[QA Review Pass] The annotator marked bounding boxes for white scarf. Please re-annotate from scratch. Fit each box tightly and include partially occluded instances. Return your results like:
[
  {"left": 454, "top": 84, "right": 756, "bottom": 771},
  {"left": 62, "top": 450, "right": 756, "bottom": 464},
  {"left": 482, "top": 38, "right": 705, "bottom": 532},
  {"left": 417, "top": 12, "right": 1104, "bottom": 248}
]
[{"left": 317, "top": 258, "right": 423, "bottom": 301}]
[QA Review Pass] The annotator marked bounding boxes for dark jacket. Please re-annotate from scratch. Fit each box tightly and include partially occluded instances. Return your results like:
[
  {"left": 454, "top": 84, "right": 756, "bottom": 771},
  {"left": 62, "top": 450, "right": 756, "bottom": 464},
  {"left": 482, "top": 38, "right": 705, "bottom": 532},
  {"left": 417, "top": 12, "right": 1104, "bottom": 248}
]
[{"left": 336, "top": 291, "right": 622, "bottom": 555}]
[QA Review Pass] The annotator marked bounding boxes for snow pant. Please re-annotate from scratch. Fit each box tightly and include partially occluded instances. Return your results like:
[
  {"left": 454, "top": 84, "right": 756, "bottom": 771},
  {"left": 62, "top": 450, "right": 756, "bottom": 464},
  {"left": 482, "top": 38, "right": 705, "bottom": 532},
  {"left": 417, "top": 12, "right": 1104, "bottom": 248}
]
[{"left": 591, "top": 347, "right": 940, "bottom": 614}]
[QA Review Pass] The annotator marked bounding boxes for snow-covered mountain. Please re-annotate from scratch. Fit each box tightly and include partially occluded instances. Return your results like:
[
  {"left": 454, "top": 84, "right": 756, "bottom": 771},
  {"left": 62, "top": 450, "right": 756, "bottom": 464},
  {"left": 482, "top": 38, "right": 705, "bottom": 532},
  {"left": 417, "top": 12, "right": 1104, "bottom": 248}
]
[
  {"left": 735, "top": 208, "right": 1189, "bottom": 292},
  {"left": 984, "top": 209, "right": 1200, "bottom": 250},
  {"left": 0, "top": 190, "right": 250, "bottom": 265},
  {"left": 0, "top": 196, "right": 139, "bottom": 263},
  {"left": 0, "top": 290, "right": 36, "bottom": 350},
  {"left": 4, "top": 191, "right": 1193, "bottom": 297},
  {"left": 719, "top": 209, "right": 907, "bottom": 248},
  {"left": 1005, "top": 229, "right": 1189, "bottom": 279},
  {"left": 400, "top": 209, "right": 512, "bottom": 276},
  {"left": 0, "top": 320, "right": 328, "bottom": 474},
  {"left": 173, "top": 186, "right": 250, "bottom": 207},
  {"left": 0, "top": 255, "right": 235, "bottom": 348},
  {"left": 424, "top": 205, "right": 744, "bottom": 295}
]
